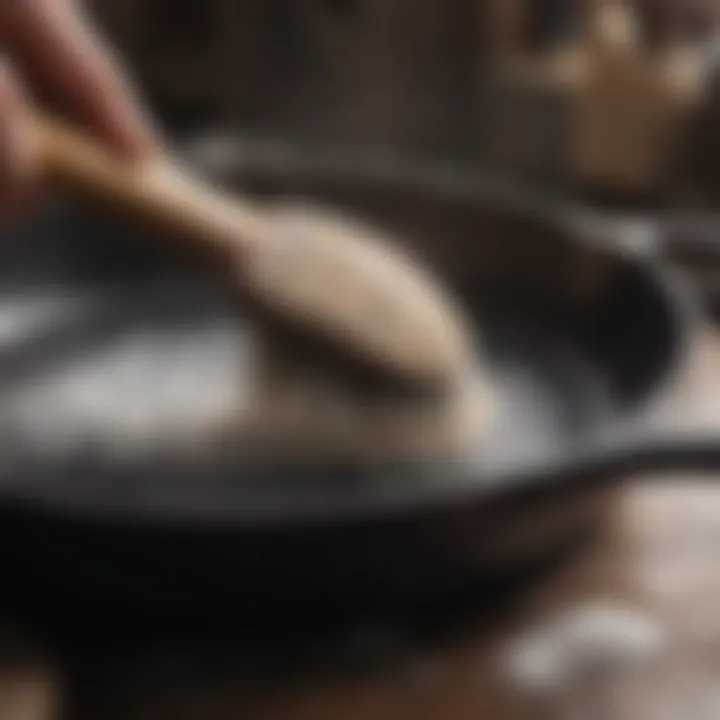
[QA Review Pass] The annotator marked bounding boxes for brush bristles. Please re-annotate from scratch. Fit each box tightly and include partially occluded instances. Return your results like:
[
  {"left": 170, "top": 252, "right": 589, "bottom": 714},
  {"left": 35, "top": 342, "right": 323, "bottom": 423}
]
[{"left": 216, "top": 343, "right": 494, "bottom": 466}]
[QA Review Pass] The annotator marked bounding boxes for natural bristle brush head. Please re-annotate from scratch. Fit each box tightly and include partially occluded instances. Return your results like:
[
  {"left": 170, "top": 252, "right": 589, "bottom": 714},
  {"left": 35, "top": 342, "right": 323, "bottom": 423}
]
[
  {"left": 218, "top": 337, "right": 495, "bottom": 467},
  {"left": 218, "top": 243, "right": 495, "bottom": 469}
]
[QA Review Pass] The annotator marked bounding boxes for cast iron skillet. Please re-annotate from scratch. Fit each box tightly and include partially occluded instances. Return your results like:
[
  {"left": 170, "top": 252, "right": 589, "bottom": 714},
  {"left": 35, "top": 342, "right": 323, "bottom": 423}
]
[{"left": 0, "top": 148, "right": 718, "bottom": 642}]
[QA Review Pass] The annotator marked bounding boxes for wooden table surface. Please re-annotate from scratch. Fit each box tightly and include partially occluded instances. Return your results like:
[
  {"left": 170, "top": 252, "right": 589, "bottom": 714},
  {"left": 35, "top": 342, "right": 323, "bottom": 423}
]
[{"left": 6, "top": 329, "right": 720, "bottom": 720}]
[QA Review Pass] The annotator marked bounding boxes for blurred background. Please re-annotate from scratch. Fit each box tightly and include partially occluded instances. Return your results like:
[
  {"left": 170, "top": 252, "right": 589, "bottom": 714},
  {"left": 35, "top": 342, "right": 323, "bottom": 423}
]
[{"left": 4, "top": 2, "right": 720, "bottom": 719}]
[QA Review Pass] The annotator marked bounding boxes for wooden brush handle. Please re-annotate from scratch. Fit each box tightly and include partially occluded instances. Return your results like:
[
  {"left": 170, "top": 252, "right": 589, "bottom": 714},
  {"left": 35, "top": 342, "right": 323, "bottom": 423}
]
[
  {"left": 33, "top": 117, "right": 474, "bottom": 389},
  {"left": 35, "top": 115, "right": 267, "bottom": 269}
]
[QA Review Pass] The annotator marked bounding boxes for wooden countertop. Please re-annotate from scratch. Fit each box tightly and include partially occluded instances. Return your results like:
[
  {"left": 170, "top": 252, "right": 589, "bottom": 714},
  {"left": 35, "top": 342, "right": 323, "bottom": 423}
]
[{"left": 6, "top": 329, "right": 720, "bottom": 720}]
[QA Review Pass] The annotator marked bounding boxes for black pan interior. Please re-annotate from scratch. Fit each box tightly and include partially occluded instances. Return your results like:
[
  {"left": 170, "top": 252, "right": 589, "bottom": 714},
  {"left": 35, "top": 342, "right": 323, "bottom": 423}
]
[{"left": 0, "top": 190, "right": 689, "bottom": 526}]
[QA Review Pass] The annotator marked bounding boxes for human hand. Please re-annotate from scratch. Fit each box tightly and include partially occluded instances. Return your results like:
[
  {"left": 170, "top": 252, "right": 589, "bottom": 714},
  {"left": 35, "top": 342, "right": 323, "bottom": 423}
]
[{"left": 0, "top": 0, "right": 156, "bottom": 214}]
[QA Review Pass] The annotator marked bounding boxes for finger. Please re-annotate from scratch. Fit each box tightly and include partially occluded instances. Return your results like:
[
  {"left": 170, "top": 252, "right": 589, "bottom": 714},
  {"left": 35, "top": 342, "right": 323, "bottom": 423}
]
[
  {"left": 0, "top": 0, "right": 157, "bottom": 159},
  {"left": 0, "top": 57, "right": 39, "bottom": 218}
]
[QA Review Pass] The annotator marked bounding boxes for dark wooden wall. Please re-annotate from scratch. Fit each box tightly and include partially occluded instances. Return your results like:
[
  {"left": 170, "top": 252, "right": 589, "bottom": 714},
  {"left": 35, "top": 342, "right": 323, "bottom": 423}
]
[
  {"left": 89, "top": 0, "right": 491, "bottom": 156},
  {"left": 86, "top": 0, "right": 720, "bottom": 202}
]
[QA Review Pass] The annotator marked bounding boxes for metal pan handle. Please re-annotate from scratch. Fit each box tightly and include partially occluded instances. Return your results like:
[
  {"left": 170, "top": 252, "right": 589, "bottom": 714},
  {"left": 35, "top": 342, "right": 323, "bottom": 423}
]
[
  {"left": 592, "top": 427, "right": 720, "bottom": 476},
  {"left": 502, "top": 424, "right": 720, "bottom": 507}
]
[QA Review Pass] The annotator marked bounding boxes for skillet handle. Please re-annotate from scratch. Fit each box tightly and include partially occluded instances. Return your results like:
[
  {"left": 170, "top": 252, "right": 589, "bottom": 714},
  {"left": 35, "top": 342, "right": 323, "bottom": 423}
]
[
  {"left": 505, "top": 428, "right": 720, "bottom": 506},
  {"left": 595, "top": 429, "right": 720, "bottom": 476}
]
